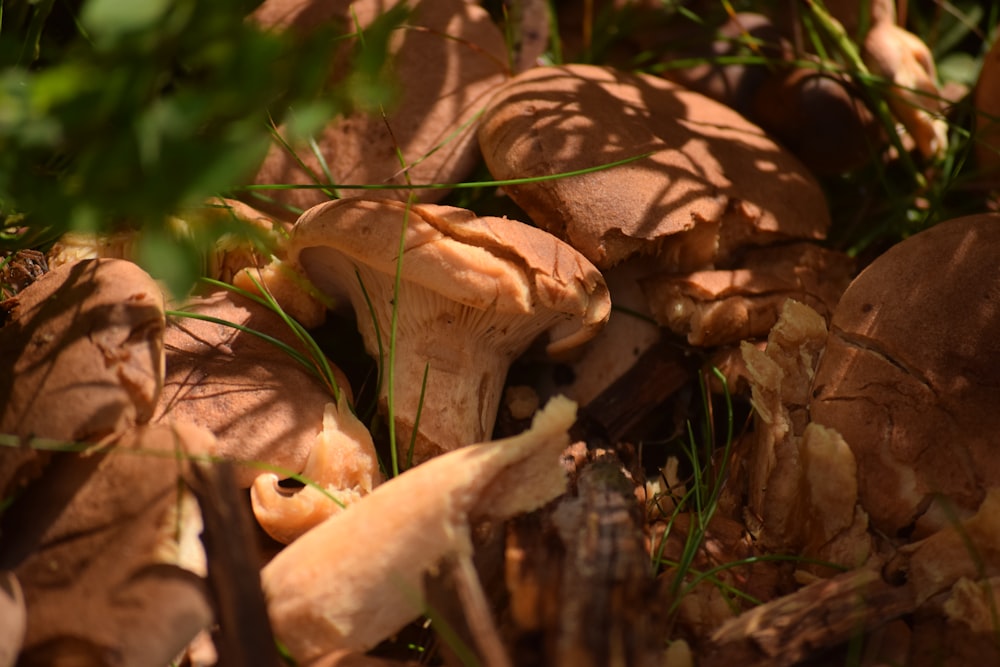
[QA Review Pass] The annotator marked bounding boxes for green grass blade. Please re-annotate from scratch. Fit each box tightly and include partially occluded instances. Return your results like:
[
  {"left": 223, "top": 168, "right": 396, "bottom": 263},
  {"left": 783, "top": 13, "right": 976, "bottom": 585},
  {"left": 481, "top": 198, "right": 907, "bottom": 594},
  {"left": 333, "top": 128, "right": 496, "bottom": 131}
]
[
  {"left": 165, "top": 309, "right": 317, "bottom": 377},
  {"left": 385, "top": 198, "right": 414, "bottom": 477},
  {"left": 240, "top": 150, "right": 656, "bottom": 194}
]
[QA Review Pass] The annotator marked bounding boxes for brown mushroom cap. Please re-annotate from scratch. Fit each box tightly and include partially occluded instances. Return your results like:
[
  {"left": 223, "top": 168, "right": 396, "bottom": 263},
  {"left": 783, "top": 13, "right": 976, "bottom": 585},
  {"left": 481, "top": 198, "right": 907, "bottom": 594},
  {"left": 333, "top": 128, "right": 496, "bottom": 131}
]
[
  {"left": 974, "top": 34, "right": 1000, "bottom": 180},
  {"left": 249, "top": 0, "right": 509, "bottom": 217},
  {"left": 156, "top": 289, "right": 348, "bottom": 487},
  {"left": 0, "top": 258, "right": 165, "bottom": 444},
  {"left": 7, "top": 421, "right": 214, "bottom": 666},
  {"left": 809, "top": 214, "right": 1000, "bottom": 538},
  {"left": 477, "top": 63, "right": 830, "bottom": 270},
  {"left": 288, "top": 197, "right": 609, "bottom": 460}
]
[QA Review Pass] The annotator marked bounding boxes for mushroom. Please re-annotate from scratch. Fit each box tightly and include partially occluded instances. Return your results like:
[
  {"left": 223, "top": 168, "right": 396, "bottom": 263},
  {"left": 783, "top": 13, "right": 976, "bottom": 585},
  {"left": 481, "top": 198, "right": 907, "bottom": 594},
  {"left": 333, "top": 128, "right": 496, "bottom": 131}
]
[
  {"left": 41, "top": 197, "right": 330, "bottom": 328},
  {"left": 661, "top": 12, "right": 879, "bottom": 175},
  {"left": 4, "top": 421, "right": 215, "bottom": 666},
  {"left": 0, "top": 258, "right": 165, "bottom": 501},
  {"left": 821, "top": 0, "right": 947, "bottom": 160},
  {"left": 287, "top": 197, "right": 610, "bottom": 462},
  {"left": 748, "top": 67, "right": 880, "bottom": 175},
  {"left": 477, "top": 63, "right": 852, "bottom": 353},
  {"left": 659, "top": 12, "right": 785, "bottom": 115},
  {"left": 862, "top": 18, "right": 948, "bottom": 160},
  {"left": 156, "top": 288, "right": 354, "bottom": 488},
  {"left": 261, "top": 395, "right": 577, "bottom": 662},
  {"left": 974, "top": 33, "right": 1000, "bottom": 180},
  {"left": 809, "top": 214, "right": 1000, "bottom": 540},
  {"left": 478, "top": 63, "right": 830, "bottom": 271},
  {"left": 250, "top": 393, "right": 383, "bottom": 544},
  {"left": 248, "top": 0, "right": 509, "bottom": 218}
]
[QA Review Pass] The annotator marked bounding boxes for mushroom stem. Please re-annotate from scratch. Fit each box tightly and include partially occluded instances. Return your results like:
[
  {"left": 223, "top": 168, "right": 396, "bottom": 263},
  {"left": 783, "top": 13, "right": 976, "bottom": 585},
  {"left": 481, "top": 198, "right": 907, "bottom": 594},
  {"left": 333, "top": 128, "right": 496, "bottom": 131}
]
[{"left": 351, "top": 262, "right": 554, "bottom": 463}]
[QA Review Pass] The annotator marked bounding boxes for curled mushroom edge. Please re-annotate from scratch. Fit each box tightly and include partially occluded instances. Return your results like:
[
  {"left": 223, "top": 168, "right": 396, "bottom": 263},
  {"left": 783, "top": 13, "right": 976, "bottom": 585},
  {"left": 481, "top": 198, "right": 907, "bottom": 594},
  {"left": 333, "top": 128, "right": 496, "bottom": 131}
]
[{"left": 251, "top": 393, "right": 384, "bottom": 545}]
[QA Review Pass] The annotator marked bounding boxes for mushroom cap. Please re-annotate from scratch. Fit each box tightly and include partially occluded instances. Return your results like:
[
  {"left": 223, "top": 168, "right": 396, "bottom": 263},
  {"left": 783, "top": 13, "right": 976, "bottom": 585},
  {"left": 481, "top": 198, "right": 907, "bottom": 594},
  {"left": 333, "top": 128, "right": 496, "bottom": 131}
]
[
  {"left": 477, "top": 63, "right": 830, "bottom": 269},
  {"left": 974, "top": 34, "right": 1000, "bottom": 180},
  {"left": 156, "top": 289, "right": 348, "bottom": 487},
  {"left": 749, "top": 68, "right": 880, "bottom": 175},
  {"left": 809, "top": 214, "right": 1000, "bottom": 538},
  {"left": 9, "top": 422, "right": 214, "bottom": 666},
  {"left": 0, "top": 258, "right": 165, "bottom": 444},
  {"left": 249, "top": 0, "right": 509, "bottom": 218},
  {"left": 290, "top": 198, "right": 611, "bottom": 356}
]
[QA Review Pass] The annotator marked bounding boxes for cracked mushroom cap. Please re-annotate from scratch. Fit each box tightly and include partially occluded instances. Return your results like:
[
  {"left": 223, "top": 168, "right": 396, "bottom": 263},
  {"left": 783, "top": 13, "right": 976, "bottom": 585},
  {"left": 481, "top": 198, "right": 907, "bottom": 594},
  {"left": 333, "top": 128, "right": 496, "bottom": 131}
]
[
  {"left": 477, "top": 63, "right": 830, "bottom": 270},
  {"left": 809, "top": 215, "right": 1000, "bottom": 539},
  {"left": 288, "top": 197, "right": 609, "bottom": 460}
]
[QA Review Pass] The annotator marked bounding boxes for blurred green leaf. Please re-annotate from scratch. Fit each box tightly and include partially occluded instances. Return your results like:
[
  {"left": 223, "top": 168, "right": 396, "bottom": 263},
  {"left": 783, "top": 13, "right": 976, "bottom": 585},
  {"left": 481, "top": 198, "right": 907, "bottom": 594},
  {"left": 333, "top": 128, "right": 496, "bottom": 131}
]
[
  {"left": 283, "top": 101, "right": 339, "bottom": 143},
  {"left": 938, "top": 51, "right": 981, "bottom": 87},
  {"left": 0, "top": 0, "right": 379, "bottom": 261},
  {"left": 81, "top": 0, "right": 172, "bottom": 43},
  {"left": 136, "top": 225, "right": 201, "bottom": 298}
]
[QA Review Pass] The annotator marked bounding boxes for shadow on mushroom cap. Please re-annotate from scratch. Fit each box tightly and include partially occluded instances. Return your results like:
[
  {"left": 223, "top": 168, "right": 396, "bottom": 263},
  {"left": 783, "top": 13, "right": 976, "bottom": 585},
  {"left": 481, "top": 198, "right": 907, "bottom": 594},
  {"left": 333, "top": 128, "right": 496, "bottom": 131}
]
[
  {"left": 478, "top": 64, "right": 830, "bottom": 270},
  {"left": 0, "top": 258, "right": 165, "bottom": 445},
  {"left": 156, "top": 289, "right": 348, "bottom": 487},
  {"left": 248, "top": 0, "right": 510, "bottom": 218}
]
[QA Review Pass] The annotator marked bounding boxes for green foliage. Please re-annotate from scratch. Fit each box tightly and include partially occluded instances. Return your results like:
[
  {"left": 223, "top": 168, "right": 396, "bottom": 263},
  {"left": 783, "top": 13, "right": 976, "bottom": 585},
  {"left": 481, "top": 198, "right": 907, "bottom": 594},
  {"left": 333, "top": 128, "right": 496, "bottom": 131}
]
[{"left": 0, "top": 0, "right": 402, "bottom": 294}]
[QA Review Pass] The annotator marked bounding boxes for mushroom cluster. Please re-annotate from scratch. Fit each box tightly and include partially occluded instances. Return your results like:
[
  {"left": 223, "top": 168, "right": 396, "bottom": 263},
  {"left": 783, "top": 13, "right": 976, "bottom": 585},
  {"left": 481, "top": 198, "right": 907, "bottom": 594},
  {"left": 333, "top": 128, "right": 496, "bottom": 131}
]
[
  {"left": 6, "top": 1, "right": 999, "bottom": 664},
  {"left": 731, "top": 213, "right": 1000, "bottom": 661},
  {"left": 476, "top": 62, "right": 854, "bottom": 400},
  {"left": 287, "top": 197, "right": 610, "bottom": 463}
]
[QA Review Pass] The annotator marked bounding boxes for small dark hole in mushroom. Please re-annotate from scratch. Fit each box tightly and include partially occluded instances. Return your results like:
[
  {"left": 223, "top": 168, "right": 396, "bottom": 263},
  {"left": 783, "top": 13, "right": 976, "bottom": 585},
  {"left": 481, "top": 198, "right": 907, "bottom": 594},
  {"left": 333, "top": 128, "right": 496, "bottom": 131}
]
[
  {"left": 277, "top": 477, "right": 305, "bottom": 490},
  {"left": 896, "top": 520, "right": 917, "bottom": 541},
  {"left": 882, "top": 561, "right": 909, "bottom": 587},
  {"left": 552, "top": 363, "right": 575, "bottom": 386},
  {"left": 861, "top": 303, "right": 874, "bottom": 314}
]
